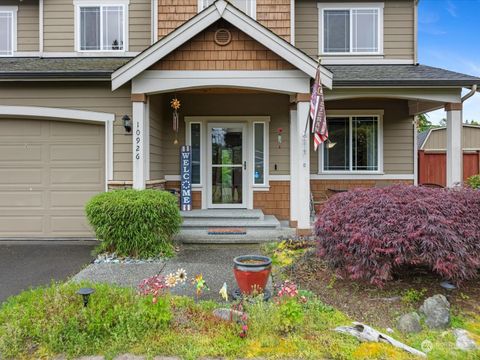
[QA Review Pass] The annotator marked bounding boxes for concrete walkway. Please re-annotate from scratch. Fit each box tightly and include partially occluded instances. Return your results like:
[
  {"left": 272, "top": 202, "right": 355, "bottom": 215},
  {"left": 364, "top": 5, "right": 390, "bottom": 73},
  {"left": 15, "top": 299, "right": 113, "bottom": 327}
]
[{"left": 72, "top": 244, "right": 268, "bottom": 301}]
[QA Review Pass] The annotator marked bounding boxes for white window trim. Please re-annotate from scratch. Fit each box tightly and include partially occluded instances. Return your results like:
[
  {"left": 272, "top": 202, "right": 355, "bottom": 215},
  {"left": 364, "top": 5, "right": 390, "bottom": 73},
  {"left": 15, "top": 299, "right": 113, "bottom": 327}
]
[
  {"left": 74, "top": 0, "right": 130, "bottom": 53},
  {"left": 185, "top": 121, "right": 204, "bottom": 187},
  {"left": 198, "top": 0, "right": 257, "bottom": 20},
  {"left": 318, "top": 2, "right": 384, "bottom": 56},
  {"left": 318, "top": 109, "right": 384, "bottom": 174},
  {"left": 0, "top": 6, "right": 18, "bottom": 57},
  {"left": 252, "top": 121, "right": 269, "bottom": 187}
]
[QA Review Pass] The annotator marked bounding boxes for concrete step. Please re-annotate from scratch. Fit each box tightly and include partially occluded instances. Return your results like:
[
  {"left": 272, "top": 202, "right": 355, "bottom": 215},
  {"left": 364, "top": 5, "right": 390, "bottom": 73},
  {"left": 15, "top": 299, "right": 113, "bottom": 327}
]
[
  {"left": 175, "top": 227, "right": 296, "bottom": 244},
  {"left": 180, "top": 209, "right": 264, "bottom": 221},
  {"left": 181, "top": 215, "right": 281, "bottom": 230}
]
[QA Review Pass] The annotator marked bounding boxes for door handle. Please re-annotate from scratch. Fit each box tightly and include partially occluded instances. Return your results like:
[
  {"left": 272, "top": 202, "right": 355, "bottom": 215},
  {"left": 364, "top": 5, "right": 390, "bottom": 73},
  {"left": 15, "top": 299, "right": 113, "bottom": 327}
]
[{"left": 243, "top": 161, "right": 247, "bottom": 170}]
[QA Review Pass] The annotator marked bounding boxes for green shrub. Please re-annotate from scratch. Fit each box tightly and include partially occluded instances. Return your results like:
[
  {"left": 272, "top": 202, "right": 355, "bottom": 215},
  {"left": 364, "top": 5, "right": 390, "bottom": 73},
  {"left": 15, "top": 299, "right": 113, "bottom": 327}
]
[
  {"left": 0, "top": 282, "right": 171, "bottom": 358},
  {"left": 85, "top": 189, "right": 182, "bottom": 258},
  {"left": 467, "top": 174, "right": 480, "bottom": 189}
]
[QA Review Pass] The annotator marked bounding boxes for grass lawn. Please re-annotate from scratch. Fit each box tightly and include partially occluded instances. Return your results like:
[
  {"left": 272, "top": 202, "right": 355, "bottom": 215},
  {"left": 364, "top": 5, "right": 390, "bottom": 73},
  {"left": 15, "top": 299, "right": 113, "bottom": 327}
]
[{"left": 0, "top": 242, "right": 479, "bottom": 359}]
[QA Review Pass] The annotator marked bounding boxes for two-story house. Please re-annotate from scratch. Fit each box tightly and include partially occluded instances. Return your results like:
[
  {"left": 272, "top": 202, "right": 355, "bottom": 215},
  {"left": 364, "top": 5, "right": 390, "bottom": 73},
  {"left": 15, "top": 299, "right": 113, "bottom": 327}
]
[{"left": 0, "top": 0, "right": 479, "bottom": 240}]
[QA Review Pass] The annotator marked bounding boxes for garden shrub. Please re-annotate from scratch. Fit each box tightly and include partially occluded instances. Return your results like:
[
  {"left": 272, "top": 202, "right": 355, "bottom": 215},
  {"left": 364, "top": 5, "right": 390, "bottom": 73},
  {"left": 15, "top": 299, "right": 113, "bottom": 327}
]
[
  {"left": 314, "top": 185, "right": 480, "bottom": 287},
  {"left": 467, "top": 174, "right": 480, "bottom": 189},
  {"left": 86, "top": 189, "right": 182, "bottom": 258}
]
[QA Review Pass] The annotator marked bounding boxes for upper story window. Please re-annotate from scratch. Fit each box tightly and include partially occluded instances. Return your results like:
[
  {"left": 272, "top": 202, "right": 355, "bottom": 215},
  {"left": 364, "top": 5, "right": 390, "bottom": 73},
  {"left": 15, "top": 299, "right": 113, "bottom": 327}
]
[
  {"left": 318, "top": 3, "right": 384, "bottom": 55},
  {"left": 0, "top": 7, "right": 17, "bottom": 56},
  {"left": 74, "top": 0, "right": 129, "bottom": 52},
  {"left": 199, "top": 0, "right": 256, "bottom": 19}
]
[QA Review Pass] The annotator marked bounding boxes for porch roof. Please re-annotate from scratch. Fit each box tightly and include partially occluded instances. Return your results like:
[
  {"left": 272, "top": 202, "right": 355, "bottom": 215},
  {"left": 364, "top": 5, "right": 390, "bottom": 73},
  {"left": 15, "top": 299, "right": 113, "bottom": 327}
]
[
  {"left": 111, "top": 0, "right": 333, "bottom": 90},
  {"left": 326, "top": 64, "right": 480, "bottom": 87}
]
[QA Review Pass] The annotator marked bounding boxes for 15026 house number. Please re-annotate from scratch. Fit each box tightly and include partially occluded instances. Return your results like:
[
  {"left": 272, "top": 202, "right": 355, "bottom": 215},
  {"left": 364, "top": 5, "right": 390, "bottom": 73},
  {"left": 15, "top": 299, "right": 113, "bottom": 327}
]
[{"left": 135, "top": 121, "right": 141, "bottom": 160}]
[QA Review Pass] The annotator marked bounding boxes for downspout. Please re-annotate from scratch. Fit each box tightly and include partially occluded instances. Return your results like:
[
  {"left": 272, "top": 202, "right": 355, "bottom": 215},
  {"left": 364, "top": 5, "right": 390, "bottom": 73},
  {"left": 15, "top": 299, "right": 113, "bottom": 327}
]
[
  {"left": 414, "top": 0, "right": 418, "bottom": 64},
  {"left": 39, "top": 0, "right": 44, "bottom": 55},
  {"left": 413, "top": 115, "right": 418, "bottom": 185},
  {"left": 461, "top": 84, "right": 478, "bottom": 103},
  {"left": 152, "top": 0, "right": 158, "bottom": 44}
]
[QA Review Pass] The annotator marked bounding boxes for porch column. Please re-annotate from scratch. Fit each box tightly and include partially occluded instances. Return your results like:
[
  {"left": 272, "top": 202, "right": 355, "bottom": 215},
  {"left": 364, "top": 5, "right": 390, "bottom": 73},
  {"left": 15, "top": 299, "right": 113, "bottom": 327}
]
[
  {"left": 132, "top": 93, "right": 148, "bottom": 190},
  {"left": 295, "top": 98, "right": 311, "bottom": 232},
  {"left": 445, "top": 102, "right": 463, "bottom": 187},
  {"left": 289, "top": 107, "right": 298, "bottom": 227}
]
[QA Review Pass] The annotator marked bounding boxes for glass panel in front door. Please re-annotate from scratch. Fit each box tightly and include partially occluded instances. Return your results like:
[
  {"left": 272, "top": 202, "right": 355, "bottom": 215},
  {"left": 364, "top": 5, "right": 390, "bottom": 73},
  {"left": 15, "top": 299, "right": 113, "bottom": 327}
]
[{"left": 211, "top": 127, "right": 243, "bottom": 205}]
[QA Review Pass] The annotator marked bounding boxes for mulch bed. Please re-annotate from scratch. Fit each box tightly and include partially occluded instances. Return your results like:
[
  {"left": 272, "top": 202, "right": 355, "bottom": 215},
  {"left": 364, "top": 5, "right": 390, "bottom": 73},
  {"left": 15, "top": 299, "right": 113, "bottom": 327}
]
[{"left": 283, "top": 248, "right": 480, "bottom": 329}]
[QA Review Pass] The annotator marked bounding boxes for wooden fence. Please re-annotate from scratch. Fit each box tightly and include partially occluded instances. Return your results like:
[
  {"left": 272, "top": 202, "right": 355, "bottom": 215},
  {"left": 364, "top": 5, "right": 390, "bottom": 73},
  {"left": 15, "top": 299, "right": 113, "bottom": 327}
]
[{"left": 418, "top": 150, "right": 480, "bottom": 186}]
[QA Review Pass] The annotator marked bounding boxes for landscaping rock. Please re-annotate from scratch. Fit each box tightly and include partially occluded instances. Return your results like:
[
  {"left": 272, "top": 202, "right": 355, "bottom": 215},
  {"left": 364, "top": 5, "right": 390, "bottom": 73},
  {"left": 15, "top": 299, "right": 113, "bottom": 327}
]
[
  {"left": 213, "top": 308, "right": 246, "bottom": 323},
  {"left": 114, "top": 355, "right": 145, "bottom": 360},
  {"left": 419, "top": 294, "right": 450, "bottom": 329},
  {"left": 453, "top": 329, "right": 480, "bottom": 351},
  {"left": 397, "top": 312, "right": 422, "bottom": 334}
]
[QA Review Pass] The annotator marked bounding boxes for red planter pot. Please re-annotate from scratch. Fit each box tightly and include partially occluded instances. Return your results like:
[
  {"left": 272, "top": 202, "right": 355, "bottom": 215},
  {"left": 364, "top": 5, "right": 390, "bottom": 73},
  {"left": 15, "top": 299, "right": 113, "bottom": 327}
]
[{"left": 233, "top": 255, "right": 272, "bottom": 295}]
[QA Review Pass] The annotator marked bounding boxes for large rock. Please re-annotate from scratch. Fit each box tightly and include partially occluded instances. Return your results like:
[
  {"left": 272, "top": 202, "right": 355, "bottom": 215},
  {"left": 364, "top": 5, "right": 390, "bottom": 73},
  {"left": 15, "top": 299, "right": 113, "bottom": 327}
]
[
  {"left": 213, "top": 308, "right": 246, "bottom": 323},
  {"left": 453, "top": 329, "right": 480, "bottom": 351},
  {"left": 419, "top": 294, "right": 450, "bottom": 329},
  {"left": 397, "top": 312, "right": 422, "bottom": 334}
]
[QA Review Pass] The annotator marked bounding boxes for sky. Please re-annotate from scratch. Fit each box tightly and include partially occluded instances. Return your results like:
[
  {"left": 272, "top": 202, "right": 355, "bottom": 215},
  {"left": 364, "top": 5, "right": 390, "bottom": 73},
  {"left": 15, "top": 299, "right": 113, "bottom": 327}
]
[{"left": 418, "top": 0, "right": 480, "bottom": 124}]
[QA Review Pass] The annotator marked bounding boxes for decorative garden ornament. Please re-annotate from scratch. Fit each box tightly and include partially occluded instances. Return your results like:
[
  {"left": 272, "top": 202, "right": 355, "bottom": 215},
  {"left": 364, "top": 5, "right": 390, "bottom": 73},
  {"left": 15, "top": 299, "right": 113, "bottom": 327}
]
[
  {"left": 219, "top": 282, "right": 228, "bottom": 302},
  {"left": 170, "top": 97, "right": 181, "bottom": 144}
]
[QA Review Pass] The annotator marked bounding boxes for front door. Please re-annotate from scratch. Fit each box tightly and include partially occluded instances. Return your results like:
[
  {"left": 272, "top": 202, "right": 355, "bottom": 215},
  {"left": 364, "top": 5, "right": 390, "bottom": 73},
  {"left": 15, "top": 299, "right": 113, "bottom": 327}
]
[{"left": 207, "top": 123, "right": 246, "bottom": 208}]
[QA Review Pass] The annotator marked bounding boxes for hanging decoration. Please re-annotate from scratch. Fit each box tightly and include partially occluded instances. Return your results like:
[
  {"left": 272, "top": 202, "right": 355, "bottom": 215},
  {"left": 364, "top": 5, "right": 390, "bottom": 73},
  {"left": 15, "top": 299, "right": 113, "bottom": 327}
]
[
  {"left": 277, "top": 128, "right": 283, "bottom": 148},
  {"left": 171, "top": 97, "right": 181, "bottom": 144}
]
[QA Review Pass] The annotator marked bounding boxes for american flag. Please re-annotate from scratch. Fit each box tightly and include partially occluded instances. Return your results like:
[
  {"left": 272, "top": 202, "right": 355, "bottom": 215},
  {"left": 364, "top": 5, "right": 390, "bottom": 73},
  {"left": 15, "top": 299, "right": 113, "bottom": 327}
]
[{"left": 310, "top": 65, "right": 328, "bottom": 151}]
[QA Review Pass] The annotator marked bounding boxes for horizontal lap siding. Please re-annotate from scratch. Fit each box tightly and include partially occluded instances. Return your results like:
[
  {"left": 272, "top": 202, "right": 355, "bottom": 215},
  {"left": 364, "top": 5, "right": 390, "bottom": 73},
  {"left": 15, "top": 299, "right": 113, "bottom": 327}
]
[
  {"left": 150, "top": 98, "right": 164, "bottom": 180},
  {"left": 311, "top": 99, "right": 414, "bottom": 174},
  {"left": 152, "top": 93, "right": 290, "bottom": 177},
  {"left": 16, "top": 0, "right": 39, "bottom": 52},
  {"left": 295, "top": 0, "right": 415, "bottom": 60},
  {"left": 423, "top": 127, "right": 480, "bottom": 150},
  {"left": 0, "top": 82, "right": 133, "bottom": 181},
  {"left": 150, "top": 22, "right": 295, "bottom": 70},
  {"left": 44, "top": 0, "right": 150, "bottom": 52},
  {"left": 157, "top": 0, "right": 291, "bottom": 41}
]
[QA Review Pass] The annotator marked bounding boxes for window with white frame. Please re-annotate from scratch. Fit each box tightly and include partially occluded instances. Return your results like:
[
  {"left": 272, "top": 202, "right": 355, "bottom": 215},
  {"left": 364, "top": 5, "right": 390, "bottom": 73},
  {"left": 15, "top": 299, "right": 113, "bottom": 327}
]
[
  {"left": 319, "top": 3, "right": 383, "bottom": 54},
  {"left": 322, "top": 115, "right": 381, "bottom": 172},
  {"left": 0, "top": 7, "right": 17, "bottom": 56},
  {"left": 75, "top": 1, "right": 128, "bottom": 52},
  {"left": 199, "top": 0, "right": 256, "bottom": 19}
]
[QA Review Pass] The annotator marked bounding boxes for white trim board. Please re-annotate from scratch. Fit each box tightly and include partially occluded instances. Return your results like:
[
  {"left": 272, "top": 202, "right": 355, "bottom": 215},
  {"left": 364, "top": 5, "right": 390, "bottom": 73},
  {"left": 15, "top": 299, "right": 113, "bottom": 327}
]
[
  {"left": 0, "top": 105, "right": 115, "bottom": 188},
  {"left": 310, "top": 174, "right": 414, "bottom": 180},
  {"left": 112, "top": 0, "right": 333, "bottom": 90},
  {"left": 132, "top": 70, "right": 311, "bottom": 95}
]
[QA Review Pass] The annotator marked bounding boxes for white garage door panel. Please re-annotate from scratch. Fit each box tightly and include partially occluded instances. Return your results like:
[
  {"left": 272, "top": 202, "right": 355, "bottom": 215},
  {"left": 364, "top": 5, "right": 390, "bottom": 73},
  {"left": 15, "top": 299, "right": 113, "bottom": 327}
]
[
  {"left": 0, "top": 191, "right": 44, "bottom": 208},
  {"left": 50, "top": 168, "right": 103, "bottom": 185},
  {"left": 0, "top": 119, "right": 105, "bottom": 238},
  {"left": 0, "top": 216, "right": 44, "bottom": 234},
  {"left": 0, "top": 145, "right": 43, "bottom": 161},
  {"left": 0, "top": 168, "right": 43, "bottom": 185}
]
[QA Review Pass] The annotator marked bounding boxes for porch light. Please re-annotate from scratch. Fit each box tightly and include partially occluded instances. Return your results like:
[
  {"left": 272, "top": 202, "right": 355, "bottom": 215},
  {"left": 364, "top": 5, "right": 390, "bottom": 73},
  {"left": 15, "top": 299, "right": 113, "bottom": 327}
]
[
  {"left": 122, "top": 115, "right": 132, "bottom": 133},
  {"left": 77, "top": 287, "right": 95, "bottom": 307}
]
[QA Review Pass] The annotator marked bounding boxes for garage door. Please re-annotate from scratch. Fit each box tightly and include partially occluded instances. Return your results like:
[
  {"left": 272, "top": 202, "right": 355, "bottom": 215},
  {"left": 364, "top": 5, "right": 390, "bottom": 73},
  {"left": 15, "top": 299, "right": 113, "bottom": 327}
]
[{"left": 0, "top": 119, "right": 105, "bottom": 238}]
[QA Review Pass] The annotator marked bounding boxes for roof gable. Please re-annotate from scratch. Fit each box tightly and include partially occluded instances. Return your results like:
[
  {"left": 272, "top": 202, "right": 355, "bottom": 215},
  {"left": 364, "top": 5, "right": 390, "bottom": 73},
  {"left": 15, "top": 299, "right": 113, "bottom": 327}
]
[
  {"left": 149, "top": 21, "right": 296, "bottom": 71},
  {"left": 112, "top": 0, "right": 332, "bottom": 90}
]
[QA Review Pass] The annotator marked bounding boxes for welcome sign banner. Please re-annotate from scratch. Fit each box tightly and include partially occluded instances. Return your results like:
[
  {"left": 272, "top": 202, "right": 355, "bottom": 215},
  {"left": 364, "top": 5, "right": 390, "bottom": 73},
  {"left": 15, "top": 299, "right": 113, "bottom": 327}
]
[{"left": 180, "top": 145, "right": 192, "bottom": 211}]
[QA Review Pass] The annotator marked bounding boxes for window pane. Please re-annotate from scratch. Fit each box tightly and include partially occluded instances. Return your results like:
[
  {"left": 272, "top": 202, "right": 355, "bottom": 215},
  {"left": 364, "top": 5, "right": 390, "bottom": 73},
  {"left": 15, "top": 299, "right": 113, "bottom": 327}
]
[
  {"left": 352, "top": 9, "right": 378, "bottom": 53},
  {"left": 201, "top": 0, "right": 215, "bottom": 10},
  {"left": 324, "top": 10, "right": 350, "bottom": 53},
  {"left": 353, "top": 117, "right": 378, "bottom": 171},
  {"left": 324, "top": 117, "right": 350, "bottom": 171},
  {"left": 191, "top": 124, "right": 201, "bottom": 185},
  {"left": 0, "top": 12, "right": 13, "bottom": 56},
  {"left": 102, "top": 6, "right": 124, "bottom": 50},
  {"left": 80, "top": 7, "right": 100, "bottom": 50},
  {"left": 254, "top": 123, "right": 265, "bottom": 185},
  {"left": 202, "top": 0, "right": 254, "bottom": 16}
]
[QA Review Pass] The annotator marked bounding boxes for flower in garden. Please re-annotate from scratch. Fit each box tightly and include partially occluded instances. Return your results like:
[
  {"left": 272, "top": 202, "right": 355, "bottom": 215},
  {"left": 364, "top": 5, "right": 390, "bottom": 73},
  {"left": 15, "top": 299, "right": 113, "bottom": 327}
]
[
  {"left": 165, "top": 273, "right": 178, "bottom": 288},
  {"left": 176, "top": 268, "right": 187, "bottom": 284},
  {"left": 219, "top": 282, "right": 228, "bottom": 302},
  {"left": 277, "top": 280, "right": 298, "bottom": 298}
]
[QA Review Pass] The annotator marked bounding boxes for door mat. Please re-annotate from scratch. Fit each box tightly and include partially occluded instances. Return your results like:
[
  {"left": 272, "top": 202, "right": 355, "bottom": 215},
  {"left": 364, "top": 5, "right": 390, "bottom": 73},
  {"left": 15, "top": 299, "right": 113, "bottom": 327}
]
[{"left": 207, "top": 228, "right": 247, "bottom": 235}]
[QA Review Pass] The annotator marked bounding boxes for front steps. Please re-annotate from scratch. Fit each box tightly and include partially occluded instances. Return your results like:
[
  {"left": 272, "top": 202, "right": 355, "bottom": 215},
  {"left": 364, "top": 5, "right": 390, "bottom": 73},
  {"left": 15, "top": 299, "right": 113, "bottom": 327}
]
[{"left": 175, "top": 209, "right": 295, "bottom": 244}]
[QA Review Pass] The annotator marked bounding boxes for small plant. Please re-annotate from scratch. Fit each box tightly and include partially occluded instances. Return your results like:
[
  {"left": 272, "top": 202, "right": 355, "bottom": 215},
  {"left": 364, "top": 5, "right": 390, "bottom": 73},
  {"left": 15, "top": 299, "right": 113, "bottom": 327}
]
[
  {"left": 467, "top": 174, "right": 480, "bottom": 189},
  {"left": 401, "top": 288, "right": 426, "bottom": 305},
  {"left": 277, "top": 297, "right": 304, "bottom": 333},
  {"left": 138, "top": 269, "right": 188, "bottom": 303},
  {"left": 85, "top": 189, "right": 182, "bottom": 258}
]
